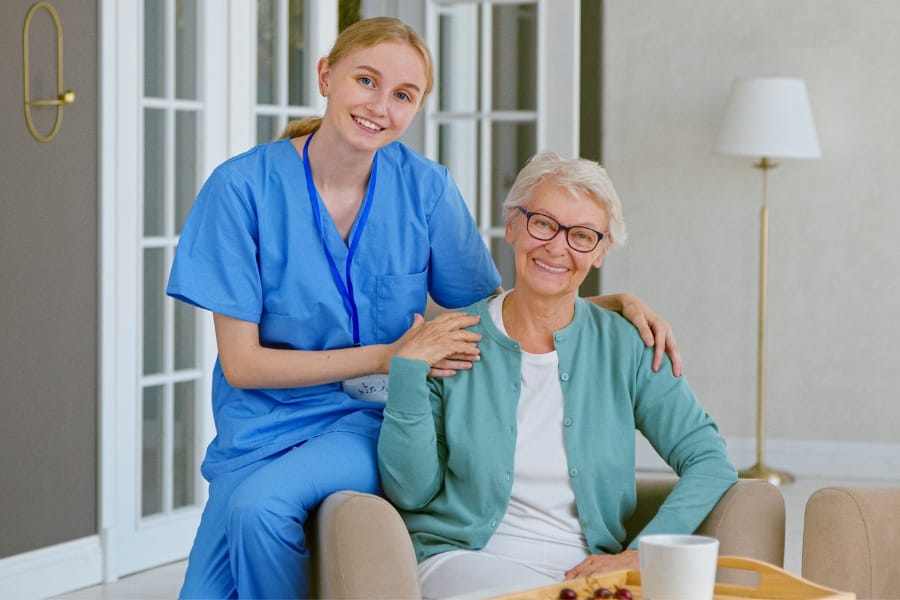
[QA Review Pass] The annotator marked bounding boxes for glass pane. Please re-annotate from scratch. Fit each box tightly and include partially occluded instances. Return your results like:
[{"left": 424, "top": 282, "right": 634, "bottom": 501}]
[
  {"left": 174, "top": 301, "right": 196, "bottom": 370},
  {"left": 491, "top": 3, "right": 537, "bottom": 111},
  {"left": 491, "top": 121, "right": 536, "bottom": 226},
  {"left": 143, "top": 248, "right": 166, "bottom": 375},
  {"left": 142, "top": 385, "right": 164, "bottom": 517},
  {"left": 144, "top": 108, "right": 166, "bottom": 237},
  {"left": 491, "top": 236, "right": 515, "bottom": 291},
  {"left": 437, "top": 6, "right": 479, "bottom": 112},
  {"left": 438, "top": 121, "right": 479, "bottom": 216},
  {"left": 257, "top": 0, "right": 278, "bottom": 104},
  {"left": 173, "top": 382, "right": 196, "bottom": 509},
  {"left": 287, "top": 0, "right": 308, "bottom": 106},
  {"left": 257, "top": 115, "right": 279, "bottom": 143},
  {"left": 175, "top": 0, "right": 198, "bottom": 100},
  {"left": 144, "top": 0, "right": 165, "bottom": 97},
  {"left": 175, "top": 110, "right": 197, "bottom": 233}
]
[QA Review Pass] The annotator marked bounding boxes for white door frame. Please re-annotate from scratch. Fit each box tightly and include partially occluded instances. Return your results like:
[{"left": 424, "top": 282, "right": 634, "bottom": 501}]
[{"left": 99, "top": 0, "right": 225, "bottom": 580}]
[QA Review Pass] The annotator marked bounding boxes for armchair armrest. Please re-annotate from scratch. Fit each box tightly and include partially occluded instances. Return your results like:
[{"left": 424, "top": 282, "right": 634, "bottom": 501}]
[
  {"left": 311, "top": 491, "right": 421, "bottom": 599},
  {"left": 625, "top": 478, "right": 785, "bottom": 566},
  {"left": 697, "top": 479, "right": 786, "bottom": 567}
]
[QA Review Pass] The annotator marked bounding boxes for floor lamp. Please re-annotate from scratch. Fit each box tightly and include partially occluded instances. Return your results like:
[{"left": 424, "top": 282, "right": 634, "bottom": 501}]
[{"left": 714, "top": 77, "right": 821, "bottom": 486}]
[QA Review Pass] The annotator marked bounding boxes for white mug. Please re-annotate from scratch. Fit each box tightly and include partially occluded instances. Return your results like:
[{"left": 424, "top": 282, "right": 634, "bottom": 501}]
[{"left": 638, "top": 534, "right": 719, "bottom": 600}]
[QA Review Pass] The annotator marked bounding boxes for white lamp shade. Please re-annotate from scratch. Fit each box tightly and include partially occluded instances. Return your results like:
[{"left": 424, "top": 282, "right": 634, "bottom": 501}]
[{"left": 714, "top": 77, "right": 821, "bottom": 160}]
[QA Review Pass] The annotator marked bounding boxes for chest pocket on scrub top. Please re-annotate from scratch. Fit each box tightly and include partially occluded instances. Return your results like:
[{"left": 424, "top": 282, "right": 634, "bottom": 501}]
[{"left": 374, "top": 270, "right": 428, "bottom": 344}]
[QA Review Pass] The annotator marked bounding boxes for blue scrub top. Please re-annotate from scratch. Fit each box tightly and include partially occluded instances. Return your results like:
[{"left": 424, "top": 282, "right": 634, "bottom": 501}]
[{"left": 167, "top": 138, "right": 501, "bottom": 479}]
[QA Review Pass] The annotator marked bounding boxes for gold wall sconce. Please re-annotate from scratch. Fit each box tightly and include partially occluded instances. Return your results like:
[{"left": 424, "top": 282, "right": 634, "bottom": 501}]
[{"left": 23, "top": 2, "right": 75, "bottom": 142}]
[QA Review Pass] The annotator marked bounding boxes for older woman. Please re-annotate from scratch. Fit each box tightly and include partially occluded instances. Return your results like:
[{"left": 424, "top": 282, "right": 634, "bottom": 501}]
[{"left": 377, "top": 152, "right": 738, "bottom": 599}]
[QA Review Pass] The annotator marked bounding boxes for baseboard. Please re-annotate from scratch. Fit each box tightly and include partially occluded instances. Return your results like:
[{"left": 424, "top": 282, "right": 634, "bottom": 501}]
[
  {"left": 637, "top": 436, "right": 900, "bottom": 481},
  {"left": 0, "top": 535, "right": 103, "bottom": 599}
]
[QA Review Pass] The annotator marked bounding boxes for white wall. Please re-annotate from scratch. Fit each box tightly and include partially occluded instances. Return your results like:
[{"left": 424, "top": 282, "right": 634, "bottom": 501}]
[{"left": 601, "top": 0, "right": 900, "bottom": 473}]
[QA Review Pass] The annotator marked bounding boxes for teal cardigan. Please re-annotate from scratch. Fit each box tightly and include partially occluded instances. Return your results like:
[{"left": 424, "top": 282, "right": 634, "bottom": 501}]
[{"left": 377, "top": 296, "right": 737, "bottom": 563}]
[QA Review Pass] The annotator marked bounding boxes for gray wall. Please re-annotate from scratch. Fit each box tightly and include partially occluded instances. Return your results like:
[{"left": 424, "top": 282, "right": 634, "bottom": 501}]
[
  {"left": 0, "top": 0, "right": 98, "bottom": 557},
  {"left": 601, "top": 1, "right": 900, "bottom": 447}
]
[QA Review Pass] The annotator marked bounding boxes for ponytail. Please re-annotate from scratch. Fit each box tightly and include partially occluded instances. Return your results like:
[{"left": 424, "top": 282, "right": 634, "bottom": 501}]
[{"left": 278, "top": 117, "right": 322, "bottom": 140}]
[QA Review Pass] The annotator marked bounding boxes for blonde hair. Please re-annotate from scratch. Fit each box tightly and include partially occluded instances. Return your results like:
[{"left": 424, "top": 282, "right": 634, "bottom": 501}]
[
  {"left": 502, "top": 151, "right": 627, "bottom": 248},
  {"left": 279, "top": 17, "right": 434, "bottom": 140}
]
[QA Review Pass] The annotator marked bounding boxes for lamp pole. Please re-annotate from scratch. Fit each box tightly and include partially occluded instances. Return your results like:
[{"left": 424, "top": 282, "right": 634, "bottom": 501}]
[{"left": 739, "top": 156, "right": 794, "bottom": 486}]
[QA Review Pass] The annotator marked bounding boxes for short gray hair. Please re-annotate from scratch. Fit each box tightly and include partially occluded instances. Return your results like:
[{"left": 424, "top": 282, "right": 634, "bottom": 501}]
[{"left": 501, "top": 151, "right": 627, "bottom": 248}]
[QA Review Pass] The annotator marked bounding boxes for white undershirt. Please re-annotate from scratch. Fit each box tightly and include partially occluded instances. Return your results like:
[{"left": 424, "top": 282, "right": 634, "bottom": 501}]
[
  {"left": 418, "top": 293, "right": 591, "bottom": 597},
  {"left": 481, "top": 291, "right": 589, "bottom": 576}
]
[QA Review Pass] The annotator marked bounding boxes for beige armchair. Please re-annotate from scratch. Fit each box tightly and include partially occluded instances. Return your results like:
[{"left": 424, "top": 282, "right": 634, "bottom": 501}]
[
  {"left": 802, "top": 486, "right": 900, "bottom": 599},
  {"left": 310, "top": 478, "right": 785, "bottom": 599}
]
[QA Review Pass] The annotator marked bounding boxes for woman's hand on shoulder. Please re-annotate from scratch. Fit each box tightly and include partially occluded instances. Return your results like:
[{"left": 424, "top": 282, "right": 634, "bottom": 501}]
[
  {"left": 391, "top": 312, "right": 482, "bottom": 377},
  {"left": 591, "top": 293, "right": 682, "bottom": 377},
  {"left": 564, "top": 549, "right": 639, "bottom": 580}
]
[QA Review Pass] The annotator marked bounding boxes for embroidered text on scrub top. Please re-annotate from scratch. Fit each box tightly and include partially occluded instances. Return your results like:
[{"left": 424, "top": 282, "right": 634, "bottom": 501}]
[{"left": 302, "top": 132, "right": 378, "bottom": 346}]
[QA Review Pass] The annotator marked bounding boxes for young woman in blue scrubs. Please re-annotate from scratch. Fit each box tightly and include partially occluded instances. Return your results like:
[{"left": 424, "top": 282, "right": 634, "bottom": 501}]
[{"left": 167, "top": 16, "right": 681, "bottom": 599}]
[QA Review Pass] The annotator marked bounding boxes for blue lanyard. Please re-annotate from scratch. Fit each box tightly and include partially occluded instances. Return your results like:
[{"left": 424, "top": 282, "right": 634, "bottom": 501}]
[{"left": 302, "top": 132, "right": 378, "bottom": 346}]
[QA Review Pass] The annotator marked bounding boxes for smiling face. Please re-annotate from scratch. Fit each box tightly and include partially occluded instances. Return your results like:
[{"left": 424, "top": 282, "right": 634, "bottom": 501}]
[
  {"left": 506, "top": 179, "right": 611, "bottom": 302},
  {"left": 317, "top": 40, "right": 427, "bottom": 154}
]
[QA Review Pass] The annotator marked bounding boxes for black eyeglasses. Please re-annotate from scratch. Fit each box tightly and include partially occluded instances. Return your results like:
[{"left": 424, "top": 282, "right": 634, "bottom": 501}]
[{"left": 516, "top": 207, "right": 607, "bottom": 253}]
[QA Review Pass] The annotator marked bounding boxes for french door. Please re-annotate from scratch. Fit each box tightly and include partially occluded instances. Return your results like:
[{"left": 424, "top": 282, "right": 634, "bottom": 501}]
[
  {"left": 101, "top": 0, "right": 578, "bottom": 579},
  {"left": 423, "top": 0, "right": 580, "bottom": 288},
  {"left": 101, "top": 0, "right": 338, "bottom": 578}
]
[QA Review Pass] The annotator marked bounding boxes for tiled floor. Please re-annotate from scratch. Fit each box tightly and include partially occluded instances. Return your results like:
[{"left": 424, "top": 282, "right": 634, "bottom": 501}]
[{"left": 52, "top": 475, "right": 894, "bottom": 599}]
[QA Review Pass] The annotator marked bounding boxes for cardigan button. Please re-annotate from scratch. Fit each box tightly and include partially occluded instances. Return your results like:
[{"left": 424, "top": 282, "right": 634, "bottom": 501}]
[
  {"left": 490, "top": 519, "right": 497, "bottom": 527},
  {"left": 569, "top": 468, "right": 578, "bottom": 477},
  {"left": 563, "top": 418, "right": 573, "bottom": 427},
  {"left": 560, "top": 372, "right": 570, "bottom": 381}
]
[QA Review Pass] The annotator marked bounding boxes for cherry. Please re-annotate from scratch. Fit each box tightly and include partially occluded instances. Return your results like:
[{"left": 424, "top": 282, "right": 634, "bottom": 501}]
[
  {"left": 558, "top": 588, "right": 578, "bottom": 600},
  {"left": 594, "top": 588, "right": 613, "bottom": 598},
  {"left": 614, "top": 587, "right": 633, "bottom": 600}
]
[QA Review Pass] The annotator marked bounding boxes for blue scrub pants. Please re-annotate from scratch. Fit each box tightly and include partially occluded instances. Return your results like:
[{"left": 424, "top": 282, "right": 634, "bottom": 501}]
[{"left": 179, "top": 431, "right": 380, "bottom": 599}]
